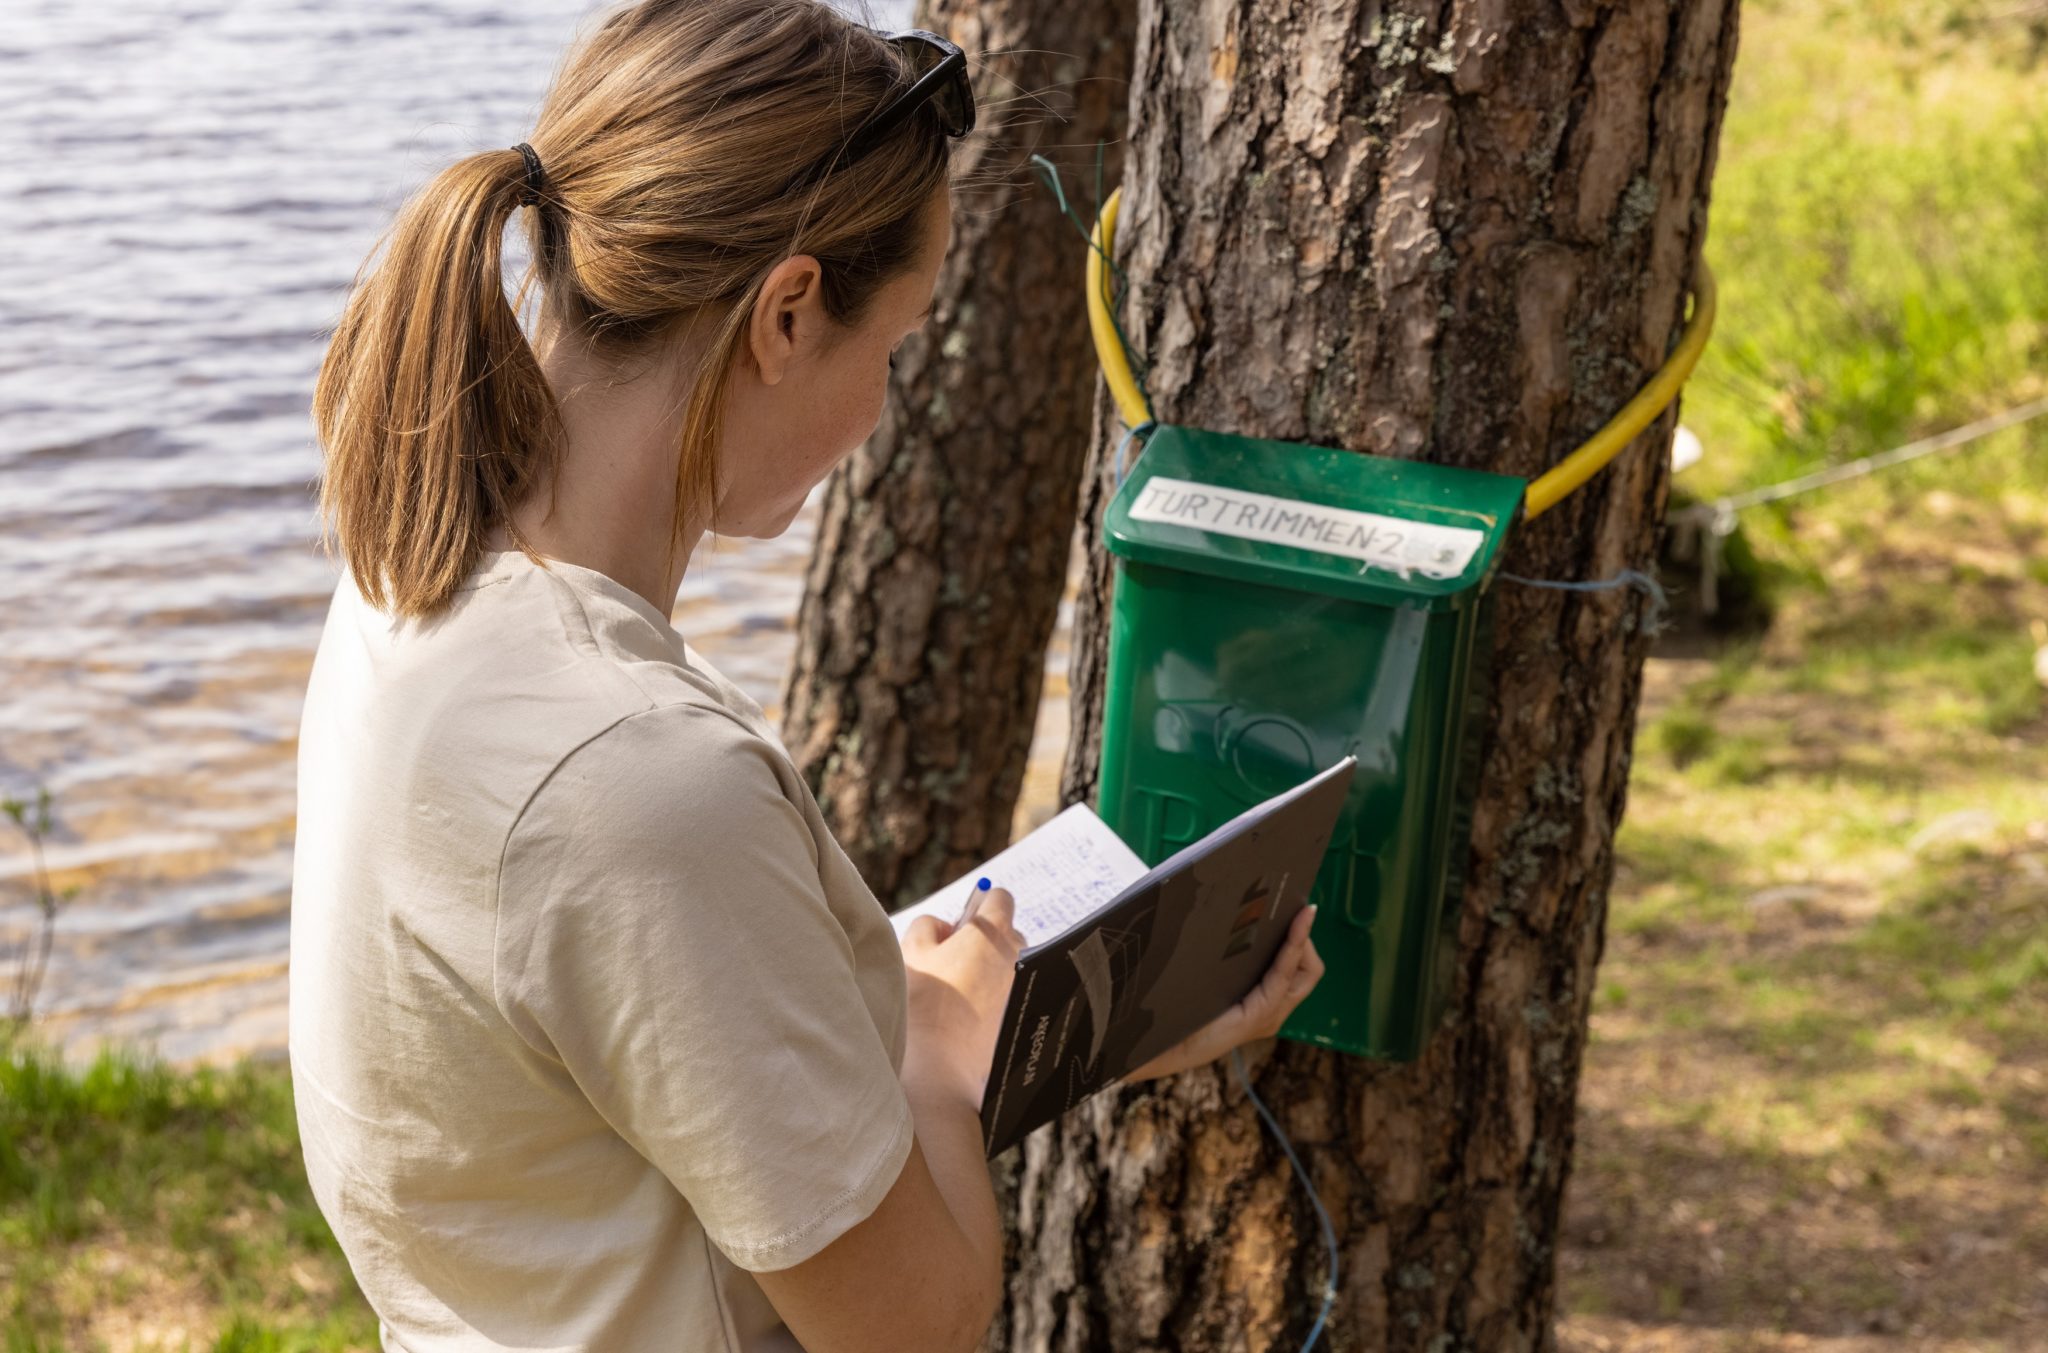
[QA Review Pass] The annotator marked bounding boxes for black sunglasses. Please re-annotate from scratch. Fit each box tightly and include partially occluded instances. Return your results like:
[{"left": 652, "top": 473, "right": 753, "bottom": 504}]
[{"left": 839, "top": 30, "right": 975, "bottom": 164}]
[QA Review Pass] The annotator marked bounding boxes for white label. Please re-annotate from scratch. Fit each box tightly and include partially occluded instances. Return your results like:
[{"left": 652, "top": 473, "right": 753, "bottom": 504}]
[{"left": 1128, "top": 476, "right": 1484, "bottom": 579}]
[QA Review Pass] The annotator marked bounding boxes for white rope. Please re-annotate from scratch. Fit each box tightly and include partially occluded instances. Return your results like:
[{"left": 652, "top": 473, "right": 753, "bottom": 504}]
[
  {"left": 1672, "top": 396, "right": 2048, "bottom": 614},
  {"left": 1714, "top": 395, "right": 2048, "bottom": 514}
]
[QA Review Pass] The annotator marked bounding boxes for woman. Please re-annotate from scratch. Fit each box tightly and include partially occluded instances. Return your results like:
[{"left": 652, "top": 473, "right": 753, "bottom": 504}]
[{"left": 290, "top": 2, "right": 1325, "bottom": 1349}]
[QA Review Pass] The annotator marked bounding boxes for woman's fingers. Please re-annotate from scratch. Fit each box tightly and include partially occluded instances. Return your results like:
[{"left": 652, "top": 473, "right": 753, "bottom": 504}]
[
  {"left": 1288, "top": 900, "right": 1317, "bottom": 944},
  {"left": 902, "top": 915, "right": 954, "bottom": 950},
  {"left": 1246, "top": 906, "right": 1322, "bottom": 1037},
  {"left": 972, "top": 886, "right": 1016, "bottom": 931},
  {"left": 966, "top": 886, "right": 1025, "bottom": 956},
  {"left": 1293, "top": 931, "right": 1326, "bottom": 997}
]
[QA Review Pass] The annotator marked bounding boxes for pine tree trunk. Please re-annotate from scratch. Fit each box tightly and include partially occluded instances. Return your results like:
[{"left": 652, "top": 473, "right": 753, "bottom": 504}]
[
  {"left": 780, "top": 0, "right": 1136, "bottom": 906},
  {"left": 1008, "top": 2, "right": 1741, "bottom": 1348}
]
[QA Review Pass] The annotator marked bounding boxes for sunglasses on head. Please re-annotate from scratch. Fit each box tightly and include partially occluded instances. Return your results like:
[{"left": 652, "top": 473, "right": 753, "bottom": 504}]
[{"left": 838, "top": 29, "right": 975, "bottom": 165}]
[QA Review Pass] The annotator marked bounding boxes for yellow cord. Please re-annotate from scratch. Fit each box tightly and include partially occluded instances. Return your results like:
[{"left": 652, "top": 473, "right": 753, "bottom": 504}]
[
  {"left": 1521, "top": 263, "right": 1718, "bottom": 518},
  {"left": 1084, "top": 188, "right": 1717, "bottom": 520},
  {"left": 1088, "top": 188, "right": 1153, "bottom": 429}
]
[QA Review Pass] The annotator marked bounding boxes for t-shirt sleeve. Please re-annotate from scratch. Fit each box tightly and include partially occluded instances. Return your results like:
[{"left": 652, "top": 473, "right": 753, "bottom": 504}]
[{"left": 494, "top": 702, "right": 915, "bottom": 1272}]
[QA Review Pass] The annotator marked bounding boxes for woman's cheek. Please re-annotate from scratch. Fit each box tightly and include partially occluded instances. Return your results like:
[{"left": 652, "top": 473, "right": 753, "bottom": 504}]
[{"left": 848, "top": 364, "right": 891, "bottom": 449}]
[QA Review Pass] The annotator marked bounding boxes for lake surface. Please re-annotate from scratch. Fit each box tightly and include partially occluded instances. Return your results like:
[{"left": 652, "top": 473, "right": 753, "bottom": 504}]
[{"left": 0, "top": 0, "right": 1065, "bottom": 1065}]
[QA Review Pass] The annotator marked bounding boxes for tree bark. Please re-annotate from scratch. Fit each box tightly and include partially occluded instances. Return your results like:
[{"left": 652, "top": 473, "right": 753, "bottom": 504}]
[
  {"left": 1009, "top": 2, "right": 1741, "bottom": 1349},
  {"left": 780, "top": 0, "right": 1137, "bottom": 907}
]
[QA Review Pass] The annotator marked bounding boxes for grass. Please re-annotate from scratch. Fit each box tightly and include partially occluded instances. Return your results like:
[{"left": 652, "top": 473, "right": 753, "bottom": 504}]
[
  {"left": 1557, "top": 3, "right": 2048, "bottom": 1345},
  {"left": 1685, "top": 0, "right": 2048, "bottom": 499},
  {"left": 1564, "top": 574, "right": 2048, "bottom": 1345},
  {"left": 0, "top": 1038, "right": 372, "bottom": 1351}
]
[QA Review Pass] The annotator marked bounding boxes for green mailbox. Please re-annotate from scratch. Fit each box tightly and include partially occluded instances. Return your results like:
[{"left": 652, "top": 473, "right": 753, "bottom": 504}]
[{"left": 1097, "top": 425, "right": 1527, "bottom": 1059}]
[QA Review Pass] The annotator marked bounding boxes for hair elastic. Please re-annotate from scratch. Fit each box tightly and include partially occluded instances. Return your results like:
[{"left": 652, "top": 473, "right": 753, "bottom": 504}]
[{"left": 512, "top": 142, "right": 546, "bottom": 207}]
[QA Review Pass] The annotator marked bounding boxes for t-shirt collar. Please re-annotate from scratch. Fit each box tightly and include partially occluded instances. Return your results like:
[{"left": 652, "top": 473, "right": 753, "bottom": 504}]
[{"left": 472, "top": 547, "right": 689, "bottom": 665}]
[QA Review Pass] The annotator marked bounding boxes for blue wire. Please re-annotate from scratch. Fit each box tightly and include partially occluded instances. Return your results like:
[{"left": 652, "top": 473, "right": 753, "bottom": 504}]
[
  {"left": 1112, "top": 419, "right": 1158, "bottom": 493},
  {"left": 1501, "top": 568, "right": 1668, "bottom": 630},
  {"left": 1028, "top": 152, "right": 1157, "bottom": 423},
  {"left": 1231, "top": 1049, "right": 1338, "bottom": 1350}
]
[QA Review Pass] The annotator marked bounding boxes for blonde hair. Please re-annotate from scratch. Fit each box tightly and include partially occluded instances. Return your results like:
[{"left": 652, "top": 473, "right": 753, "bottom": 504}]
[{"left": 313, "top": 0, "right": 953, "bottom": 617}]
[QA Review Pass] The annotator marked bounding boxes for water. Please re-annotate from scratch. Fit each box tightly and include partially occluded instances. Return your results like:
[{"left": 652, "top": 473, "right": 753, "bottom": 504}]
[{"left": 0, "top": 0, "right": 1063, "bottom": 1066}]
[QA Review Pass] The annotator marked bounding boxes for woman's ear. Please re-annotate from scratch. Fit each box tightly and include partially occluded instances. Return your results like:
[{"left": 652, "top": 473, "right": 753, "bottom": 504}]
[{"left": 746, "top": 254, "right": 825, "bottom": 387}]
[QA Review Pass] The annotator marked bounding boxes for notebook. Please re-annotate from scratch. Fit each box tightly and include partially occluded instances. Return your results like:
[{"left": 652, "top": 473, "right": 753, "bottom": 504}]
[{"left": 892, "top": 757, "right": 1356, "bottom": 1155}]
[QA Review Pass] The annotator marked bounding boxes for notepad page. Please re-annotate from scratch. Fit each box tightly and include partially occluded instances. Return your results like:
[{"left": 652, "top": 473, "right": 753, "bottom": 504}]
[{"left": 889, "top": 804, "right": 1150, "bottom": 947}]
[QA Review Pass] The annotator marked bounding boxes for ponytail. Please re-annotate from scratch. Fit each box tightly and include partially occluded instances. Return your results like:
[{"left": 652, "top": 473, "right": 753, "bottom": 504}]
[
  {"left": 312, "top": 147, "right": 561, "bottom": 618},
  {"left": 315, "top": 0, "right": 954, "bottom": 620}
]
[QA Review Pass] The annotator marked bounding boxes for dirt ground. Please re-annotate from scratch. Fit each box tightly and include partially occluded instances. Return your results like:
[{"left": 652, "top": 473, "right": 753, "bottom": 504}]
[{"left": 1553, "top": 502, "right": 2048, "bottom": 1351}]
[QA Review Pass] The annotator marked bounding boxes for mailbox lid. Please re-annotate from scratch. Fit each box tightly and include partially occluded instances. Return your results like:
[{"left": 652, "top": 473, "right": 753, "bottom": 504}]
[{"left": 1104, "top": 425, "right": 1526, "bottom": 612}]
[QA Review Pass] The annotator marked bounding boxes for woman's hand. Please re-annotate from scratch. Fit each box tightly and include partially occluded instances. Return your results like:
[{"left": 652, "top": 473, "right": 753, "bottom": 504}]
[
  {"left": 898, "top": 889, "right": 1025, "bottom": 1104},
  {"left": 1123, "top": 904, "right": 1325, "bottom": 1084}
]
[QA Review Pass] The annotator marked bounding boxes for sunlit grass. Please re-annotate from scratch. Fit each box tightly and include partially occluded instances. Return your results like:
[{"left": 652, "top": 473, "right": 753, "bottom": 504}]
[
  {"left": 0, "top": 1039, "right": 372, "bottom": 1351},
  {"left": 1577, "top": 495, "right": 2048, "bottom": 1340},
  {"left": 1686, "top": 0, "right": 2048, "bottom": 498},
  {"left": 1566, "top": 9, "right": 2048, "bottom": 1337}
]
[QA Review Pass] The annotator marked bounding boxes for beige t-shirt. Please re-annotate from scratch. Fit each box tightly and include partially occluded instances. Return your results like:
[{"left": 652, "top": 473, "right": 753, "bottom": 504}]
[{"left": 288, "top": 547, "right": 915, "bottom": 1352}]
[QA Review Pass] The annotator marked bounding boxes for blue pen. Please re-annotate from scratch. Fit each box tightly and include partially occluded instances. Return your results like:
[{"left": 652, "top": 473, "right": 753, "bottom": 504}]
[{"left": 956, "top": 876, "right": 992, "bottom": 927}]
